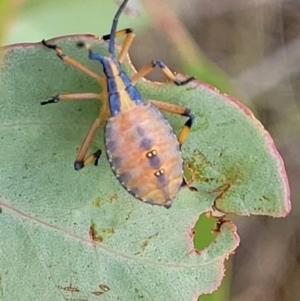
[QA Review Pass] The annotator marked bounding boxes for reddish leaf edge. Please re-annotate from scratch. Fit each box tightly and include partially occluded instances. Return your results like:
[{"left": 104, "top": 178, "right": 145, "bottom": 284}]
[
  {"left": 190, "top": 220, "right": 239, "bottom": 298},
  {"left": 1, "top": 34, "right": 291, "bottom": 217}
]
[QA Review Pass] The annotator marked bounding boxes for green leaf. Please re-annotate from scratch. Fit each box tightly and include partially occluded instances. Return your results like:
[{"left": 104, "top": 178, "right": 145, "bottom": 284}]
[{"left": 0, "top": 35, "right": 289, "bottom": 300}]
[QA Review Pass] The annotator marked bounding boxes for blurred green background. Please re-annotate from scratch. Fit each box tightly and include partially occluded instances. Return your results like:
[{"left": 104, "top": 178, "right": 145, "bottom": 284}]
[{"left": 1, "top": 0, "right": 299, "bottom": 300}]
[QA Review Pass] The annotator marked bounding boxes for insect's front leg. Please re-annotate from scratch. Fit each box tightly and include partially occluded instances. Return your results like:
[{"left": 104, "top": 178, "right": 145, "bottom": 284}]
[
  {"left": 42, "top": 40, "right": 106, "bottom": 105},
  {"left": 42, "top": 39, "right": 103, "bottom": 81},
  {"left": 102, "top": 28, "right": 136, "bottom": 63}
]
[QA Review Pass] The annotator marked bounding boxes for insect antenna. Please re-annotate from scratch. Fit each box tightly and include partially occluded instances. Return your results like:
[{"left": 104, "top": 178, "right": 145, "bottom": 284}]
[{"left": 109, "top": 0, "right": 130, "bottom": 56}]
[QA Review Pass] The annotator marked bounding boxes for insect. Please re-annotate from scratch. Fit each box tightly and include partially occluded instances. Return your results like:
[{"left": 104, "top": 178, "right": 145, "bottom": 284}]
[{"left": 41, "top": 0, "right": 195, "bottom": 208}]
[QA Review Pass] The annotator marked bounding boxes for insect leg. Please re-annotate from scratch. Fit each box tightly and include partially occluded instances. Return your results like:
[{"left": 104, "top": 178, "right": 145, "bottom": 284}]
[
  {"left": 102, "top": 28, "right": 136, "bottom": 63},
  {"left": 42, "top": 39, "right": 104, "bottom": 82},
  {"left": 131, "top": 61, "right": 195, "bottom": 86},
  {"left": 74, "top": 118, "right": 102, "bottom": 171},
  {"left": 151, "top": 100, "right": 196, "bottom": 190},
  {"left": 41, "top": 93, "right": 101, "bottom": 105},
  {"left": 150, "top": 100, "right": 194, "bottom": 146}
]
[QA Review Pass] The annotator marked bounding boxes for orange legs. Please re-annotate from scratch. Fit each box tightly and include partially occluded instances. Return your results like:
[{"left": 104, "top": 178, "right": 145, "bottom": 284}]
[
  {"left": 42, "top": 40, "right": 104, "bottom": 82},
  {"left": 74, "top": 118, "right": 102, "bottom": 171},
  {"left": 131, "top": 61, "right": 194, "bottom": 86},
  {"left": 102, "top": 28, "right": 136, "bottom": 63},
  {"left": 41, "top": 39, "right": 105, "bottom": 170},
  {"left": 150, "top": 100, "right": 194, "bottom": 147}
]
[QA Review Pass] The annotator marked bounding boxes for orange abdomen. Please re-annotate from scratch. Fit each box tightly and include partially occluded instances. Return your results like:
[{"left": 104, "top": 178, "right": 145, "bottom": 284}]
[{"left": 105, "top": 102, "right": 183, "bottom": 208}]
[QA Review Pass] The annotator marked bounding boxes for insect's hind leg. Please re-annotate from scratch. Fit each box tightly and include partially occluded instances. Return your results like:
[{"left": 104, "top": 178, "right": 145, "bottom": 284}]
[
  {"left": 42, "top": 39, "right": 103, "bottom": 82},
  {"left": 151, "top": 100, "right": 196, "bottom": 191},
  {"left": 131, "top": 61, "right": 195, "bottom": 86},
  {"left": 102, "top": 28, "right": 136, "bottom": 63},
  {"left": 74, "top": 117, "right": 102, "bottom": 171},
  {"left": 150, "top": 100, "right": 194, "bottom": 146}
]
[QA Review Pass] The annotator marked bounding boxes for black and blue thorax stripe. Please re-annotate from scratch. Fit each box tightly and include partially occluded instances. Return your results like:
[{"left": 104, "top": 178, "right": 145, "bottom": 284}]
[{"left": 90, "top": 52, "right": 143, "bottom": 116}]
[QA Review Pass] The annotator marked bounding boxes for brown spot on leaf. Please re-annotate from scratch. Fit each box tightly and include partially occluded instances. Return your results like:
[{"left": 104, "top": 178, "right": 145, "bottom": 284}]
[
  {"left": 139, "top": 232, "right": 158, "bottom": 253},
  {"left": 92, "top": 291, "right": 104, "bottom": 296},
  {"left": 211, "top": 182, "right": 232, "bottom": 212},
  {"left": 109, "top": 193, "right": 118, "bottom": 201},
  {"left": 89, "top": 222, "right": 103, "bottom": 242},
  {"left": 92, "top": 284, "right": 110, "bottom": 296},
  {"left": 57, "top": 285, "right": 80, "bottom": 293},
  {"left": 184, "top": 150, "right": 215, "bottom": 185},
  {"left": 92, "top": 197, "right": 101, "bottom": 207},
  {"left": 212, "top": 216, "right": 229, "bottom": 233},
  {"left": 261, "top": 195, "right": 270, "bottom": 202},
  {"left": 102, "top": 228, "right": 115, "bottom": 238},
  {"left": 99, "top": 284, "right": 110, "bottom": 292}
]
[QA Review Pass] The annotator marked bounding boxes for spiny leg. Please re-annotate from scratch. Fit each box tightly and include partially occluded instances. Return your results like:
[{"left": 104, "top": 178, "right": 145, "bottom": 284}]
[
  {"left": 131, "top": 61, "right": 195, "bottom": 86},
  {"left": 102, "top": 28, "right": 136, "bottom": 63},
  {"left": 42, "top": 39, "right": 104, "bottom": 82},
  {"left": 74, "top": 117, "right": 102, "bottom": 171},
  {"left": 41, "top": 93, "right": 101, "bottom": 105},
  {"left": 150, "top": 100, "right": 194, "bottom": 146}
]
